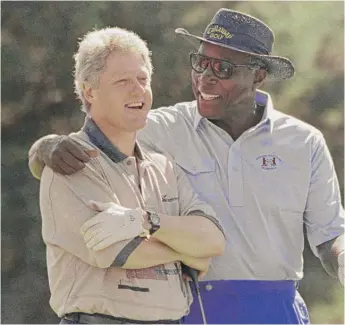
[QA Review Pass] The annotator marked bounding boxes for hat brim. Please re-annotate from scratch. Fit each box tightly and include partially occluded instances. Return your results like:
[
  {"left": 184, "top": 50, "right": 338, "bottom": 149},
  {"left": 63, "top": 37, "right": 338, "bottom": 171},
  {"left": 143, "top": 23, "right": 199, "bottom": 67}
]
[{"left": 175, "top": 28, "right": 295, "bottom": 80}]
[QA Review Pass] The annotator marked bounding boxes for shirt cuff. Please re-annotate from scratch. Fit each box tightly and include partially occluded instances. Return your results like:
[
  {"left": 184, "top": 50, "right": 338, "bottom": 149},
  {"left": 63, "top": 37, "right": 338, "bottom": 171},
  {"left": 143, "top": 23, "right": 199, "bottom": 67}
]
[
  {"left": 112, "top": 237, "right": 144, "bottom": 267},
  {"left": 187, "top": 209, "right": 225, "bottom": 238}
]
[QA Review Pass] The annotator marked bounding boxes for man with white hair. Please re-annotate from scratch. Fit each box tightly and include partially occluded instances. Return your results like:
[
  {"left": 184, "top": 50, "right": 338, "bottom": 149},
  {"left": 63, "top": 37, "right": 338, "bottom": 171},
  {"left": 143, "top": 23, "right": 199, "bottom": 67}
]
[
  {"left": 38, "top": 26, "right": 225, "bottom": 324},
  {"left": 30, "top": 8, "right": 344, "bottom": 325}
]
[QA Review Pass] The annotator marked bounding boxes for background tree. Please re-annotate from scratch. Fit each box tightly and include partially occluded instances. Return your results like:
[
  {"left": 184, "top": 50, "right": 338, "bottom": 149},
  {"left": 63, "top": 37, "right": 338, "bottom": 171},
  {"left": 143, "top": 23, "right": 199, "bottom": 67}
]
[{"left": 2, "top": 1, "right": 344, "bottom": 323}]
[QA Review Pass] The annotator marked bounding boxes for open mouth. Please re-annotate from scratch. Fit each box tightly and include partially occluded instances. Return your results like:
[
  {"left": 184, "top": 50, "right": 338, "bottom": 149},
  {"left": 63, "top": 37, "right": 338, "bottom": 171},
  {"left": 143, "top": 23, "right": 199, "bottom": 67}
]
[
  {"left": 125, "top": 102, "right": 144, "bottom": 109},
  {"left": 199, "top": 92, "right": 220, "bottom": 101}
]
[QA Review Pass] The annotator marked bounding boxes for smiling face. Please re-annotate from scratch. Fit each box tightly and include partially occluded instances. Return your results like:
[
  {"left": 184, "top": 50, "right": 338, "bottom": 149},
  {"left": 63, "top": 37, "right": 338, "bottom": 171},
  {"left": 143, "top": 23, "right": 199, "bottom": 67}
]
[
  {"left": 191, "top": 42, "right": 264, "bottom": 120},
  {"left": 86, "top": 50, "right": 153, "bottom": 133}
]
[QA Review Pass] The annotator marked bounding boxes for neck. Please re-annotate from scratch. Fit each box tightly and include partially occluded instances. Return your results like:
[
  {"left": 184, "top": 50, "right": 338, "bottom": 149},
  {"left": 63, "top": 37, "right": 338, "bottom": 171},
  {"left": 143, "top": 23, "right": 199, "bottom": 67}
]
[
  {"left": 210, "top": 102, "right": 263, "bottom": 140},
  {"left": 92, "top": 117, "right": 136, "bottom": 156}
]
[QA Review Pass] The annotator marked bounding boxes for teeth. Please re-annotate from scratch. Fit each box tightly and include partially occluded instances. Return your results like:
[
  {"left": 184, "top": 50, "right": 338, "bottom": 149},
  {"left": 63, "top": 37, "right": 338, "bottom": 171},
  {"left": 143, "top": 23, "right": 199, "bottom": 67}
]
[
  {"left": 200, "top": 92, "right": 220, "bottom": 101},
  {"left": 126, "top": 102, "right": 143, "bottom": 108}
]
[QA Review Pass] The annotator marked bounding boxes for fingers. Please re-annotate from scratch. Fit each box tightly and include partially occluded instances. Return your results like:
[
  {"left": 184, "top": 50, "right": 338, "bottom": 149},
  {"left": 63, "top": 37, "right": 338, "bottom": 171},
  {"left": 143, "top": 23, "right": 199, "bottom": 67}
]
[
  {"left": 80, "top": 217, "right": 101, "bottom": 236},
  {"left": 45, "top": 133, "right": 103, "bottom": 178},
  {"left": 62, "top": 151, "right": 86, "bottom": 170},
  {"left": 87, "top": 201, "right": 102, "bottom": 212},
  {"left": 87, "top": 200, "right": 111, "bottom": 212},
  {"left": 85, "top": 232, "right": 112, "bottom": 250},
  {"left": 182, "top": 270, "right": 207, "bottom": 281},
  {"left": 88, "top": 235, "right": 115, "bottom": 251},
  {"left": 65, "top": 140, "right": 93, "bottom": 163},
  {"left": 183, "top": 274, "right": 192, "bottom": 282},
  {"left": 48, "top": 163, "right": 67, "bottom": 176},
  {"left": 52, "top": 159, "right": 79, "bottom": 175},
  {"left": 198, "top": 270, "right": 208, "bottom": 280},
  {"left": 43, "top": 135, "right": 100, "bottom": 176},
  {"left": 139, "top": 229, "right": 150, "bottom": 238},
  {"left": 85, "top": 149, "right": 99, "bottom": 158},
  {"left": 48, "top": 136, "right": 87, "bottom": 174},
  {"left": 81, "top": 218, "right": 114, "bottom": 251},
  {"left": 82, "top": 223, "right": 103, "bottom": 242}
]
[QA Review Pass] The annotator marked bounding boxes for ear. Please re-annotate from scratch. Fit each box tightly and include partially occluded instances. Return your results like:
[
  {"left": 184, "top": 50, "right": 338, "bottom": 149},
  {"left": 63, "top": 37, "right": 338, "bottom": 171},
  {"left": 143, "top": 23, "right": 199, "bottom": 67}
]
[
  {"left": 253, "top": 69, "right": 267, "bottom": 89},
  {"left": 82, "top": 83, "right": 95, "bottom": 104}
]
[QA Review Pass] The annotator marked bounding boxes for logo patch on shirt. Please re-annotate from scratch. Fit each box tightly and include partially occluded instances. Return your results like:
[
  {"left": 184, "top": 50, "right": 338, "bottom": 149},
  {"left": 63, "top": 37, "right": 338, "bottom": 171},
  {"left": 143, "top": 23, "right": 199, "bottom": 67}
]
[
  {"left": 162, "top": 194, "right": 178, "bottom": 202},
  {"left": 256, "top": 154, "right": 282, "bottom": 170},
  {"left": 126, "top": 265, "right": 178, "bottom": 281}
]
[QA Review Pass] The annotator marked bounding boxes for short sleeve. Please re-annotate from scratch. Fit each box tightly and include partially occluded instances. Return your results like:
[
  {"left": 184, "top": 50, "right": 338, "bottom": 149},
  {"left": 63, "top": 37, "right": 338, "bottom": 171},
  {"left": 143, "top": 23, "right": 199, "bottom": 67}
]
[
  {"left": 174, "top": 163, "right": 225, "bottom": 237},
  {"left": 304, "top": 134, "right": 345, "bottom": 255}
]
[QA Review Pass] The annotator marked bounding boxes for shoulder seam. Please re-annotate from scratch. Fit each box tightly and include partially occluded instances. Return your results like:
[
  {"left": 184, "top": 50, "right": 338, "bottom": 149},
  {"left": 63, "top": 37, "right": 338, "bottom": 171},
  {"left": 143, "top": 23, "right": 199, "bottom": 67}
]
[{"left": 48, "top": 171, "right": 57, "bottom": 241}]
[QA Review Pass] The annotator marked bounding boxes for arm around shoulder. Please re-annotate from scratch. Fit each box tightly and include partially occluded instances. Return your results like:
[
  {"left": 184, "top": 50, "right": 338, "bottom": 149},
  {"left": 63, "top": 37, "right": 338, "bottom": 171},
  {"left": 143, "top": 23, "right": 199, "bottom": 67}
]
[
  {"left": 29, "top": 133, "right": 95, "bottom": 179},
  {"left": 28, "top": 134, "right": 59, "bottom": 179}
]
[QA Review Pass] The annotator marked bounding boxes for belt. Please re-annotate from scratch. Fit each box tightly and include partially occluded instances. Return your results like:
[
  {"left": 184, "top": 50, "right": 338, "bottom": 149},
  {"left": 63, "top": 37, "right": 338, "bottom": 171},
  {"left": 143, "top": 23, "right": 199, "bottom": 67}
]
[
  {"left": 196, "top": 279, "right": 298, "bottom": 294},
  {"left": 63, "top": 312, "right": 181, "bottom": 324}
]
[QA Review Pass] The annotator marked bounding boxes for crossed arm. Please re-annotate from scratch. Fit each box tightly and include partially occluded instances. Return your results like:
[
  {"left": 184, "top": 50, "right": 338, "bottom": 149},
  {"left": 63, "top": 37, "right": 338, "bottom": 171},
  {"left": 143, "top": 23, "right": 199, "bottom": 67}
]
[
  {"left": 33, "top": 132, "right": 344, "bottom": 285},
  {"left": 40, "top": 159, "right": 224, "bottom": 273},
  {"left": 122, "top": 238, "right": 212, "bottom": 271}
]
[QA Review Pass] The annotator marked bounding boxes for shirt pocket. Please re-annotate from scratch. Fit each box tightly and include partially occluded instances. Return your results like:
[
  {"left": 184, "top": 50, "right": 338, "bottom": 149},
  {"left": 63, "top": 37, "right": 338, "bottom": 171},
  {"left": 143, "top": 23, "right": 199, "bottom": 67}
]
[
  {"left": 175, "top": 157, "right": 217, "bottom": 203},
  {"left": 255, "top": 169, "right": 307, "bottom": 214}
]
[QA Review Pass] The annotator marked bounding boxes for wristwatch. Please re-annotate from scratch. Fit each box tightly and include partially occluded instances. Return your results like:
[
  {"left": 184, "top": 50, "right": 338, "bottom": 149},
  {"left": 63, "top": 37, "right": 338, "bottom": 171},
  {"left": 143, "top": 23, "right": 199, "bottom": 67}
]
[{"left": 147, "top": 211, "right": 160, "bottom": 235}]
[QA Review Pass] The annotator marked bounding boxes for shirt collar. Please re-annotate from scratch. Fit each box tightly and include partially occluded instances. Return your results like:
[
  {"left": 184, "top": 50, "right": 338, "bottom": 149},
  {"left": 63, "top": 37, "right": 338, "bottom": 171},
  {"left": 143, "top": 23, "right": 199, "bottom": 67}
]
[
  {"left": 82, "top": 117, "right": 144, "bottom": 163},
  {"left": 193, "top": 90, "right": 277, "bottom": 133}
]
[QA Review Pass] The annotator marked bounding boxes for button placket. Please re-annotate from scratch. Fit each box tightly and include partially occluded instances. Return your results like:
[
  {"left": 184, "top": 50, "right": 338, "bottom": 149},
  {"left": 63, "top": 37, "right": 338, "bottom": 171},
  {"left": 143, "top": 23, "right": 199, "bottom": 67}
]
[
  {"left": 123, "top": 157, "right": 136, "bottom": 173},
  {"left": 228, "top": 143, "right": 244, "bottom": 207},
  {"left": 122, "top": 157, "right": 141, "bottom": 195},
  {"left": 137, "top": 160, "right": 153, "bottom": 204}
]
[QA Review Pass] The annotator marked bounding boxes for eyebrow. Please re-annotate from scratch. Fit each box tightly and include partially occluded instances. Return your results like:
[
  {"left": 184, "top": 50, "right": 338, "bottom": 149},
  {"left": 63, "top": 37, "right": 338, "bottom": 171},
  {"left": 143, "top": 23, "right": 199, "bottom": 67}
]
[
  {"left": 111, "top": 72, "right": 128, "bottom": 79},
  {"left": 199, "top": 44, "right": 249, "bottom": 64},
  {"left": 112, "top": 69, "right": 147, "bottom": 77},
  {"left": 197, "top": 52, "right": 237, "bottom": 65},
  {"left": 110, "top": 71, "right": 150, "bottom": 82}
]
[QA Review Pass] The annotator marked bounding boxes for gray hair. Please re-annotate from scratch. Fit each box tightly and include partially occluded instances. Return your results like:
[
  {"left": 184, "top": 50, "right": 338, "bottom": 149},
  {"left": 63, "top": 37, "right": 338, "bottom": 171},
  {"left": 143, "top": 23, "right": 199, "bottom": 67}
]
[{"left": 74, "top": 27, "right": 153, "bottom": 112}]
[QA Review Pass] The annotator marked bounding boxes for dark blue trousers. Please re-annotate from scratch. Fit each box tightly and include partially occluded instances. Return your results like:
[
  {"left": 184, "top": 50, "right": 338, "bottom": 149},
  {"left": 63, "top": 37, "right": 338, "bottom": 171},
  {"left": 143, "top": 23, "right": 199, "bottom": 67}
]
[{"left": 183, "top": 280, "right": 310, "bottom": 324}]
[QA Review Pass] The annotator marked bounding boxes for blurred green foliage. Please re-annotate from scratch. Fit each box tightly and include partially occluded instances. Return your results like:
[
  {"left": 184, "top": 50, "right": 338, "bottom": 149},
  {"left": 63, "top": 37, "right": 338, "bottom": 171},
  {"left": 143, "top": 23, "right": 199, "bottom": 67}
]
[{"left": 1, "top": 1, "right": 344, "bottom": 323}]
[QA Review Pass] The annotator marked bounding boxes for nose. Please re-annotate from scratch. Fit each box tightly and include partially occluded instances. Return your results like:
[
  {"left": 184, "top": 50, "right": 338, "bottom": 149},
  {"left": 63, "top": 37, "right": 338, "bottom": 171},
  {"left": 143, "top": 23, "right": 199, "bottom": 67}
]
[
  {"left": 131, "top": 79, "right": 146, "bottom": 96},
  {"left": 198, "top": 63, "right": 217, "bottom": 84}
]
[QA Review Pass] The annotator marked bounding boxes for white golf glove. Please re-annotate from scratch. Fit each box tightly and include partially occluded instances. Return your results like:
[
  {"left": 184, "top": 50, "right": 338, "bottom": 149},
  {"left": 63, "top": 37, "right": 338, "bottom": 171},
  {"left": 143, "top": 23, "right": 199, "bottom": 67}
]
[
  {"left": 338, "top": 251, "right": 344, "bottom": 286},
  {"left": 80, "top": 201, "right": 149, "bottom": 251}
]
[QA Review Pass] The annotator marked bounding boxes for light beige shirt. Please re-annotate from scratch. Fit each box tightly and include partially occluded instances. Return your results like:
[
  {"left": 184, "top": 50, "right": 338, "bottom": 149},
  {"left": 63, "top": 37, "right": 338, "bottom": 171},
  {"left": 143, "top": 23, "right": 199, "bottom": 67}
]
[{"left": 40, "top": 128, "right": 218, "bottom": 320}]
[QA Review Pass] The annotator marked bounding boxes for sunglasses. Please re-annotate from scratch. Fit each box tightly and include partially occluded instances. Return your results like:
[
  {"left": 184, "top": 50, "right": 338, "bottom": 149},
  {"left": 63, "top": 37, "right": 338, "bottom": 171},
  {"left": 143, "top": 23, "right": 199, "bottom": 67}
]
[{"left": 189, "top": 52, "right": 261, "bottom": 80}]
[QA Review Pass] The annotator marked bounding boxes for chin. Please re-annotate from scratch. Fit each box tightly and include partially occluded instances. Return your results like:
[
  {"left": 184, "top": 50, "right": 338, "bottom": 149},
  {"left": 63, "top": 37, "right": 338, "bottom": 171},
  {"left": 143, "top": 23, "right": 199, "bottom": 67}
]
[
  {"left": 127, "top": 120, "right": 148, "bottom": 132},
  {"left": 135, "top": 122, "right": 147, "bottom": 131},
  {"left": 197, "top": 100, "right": 222, "bottom": 119}
]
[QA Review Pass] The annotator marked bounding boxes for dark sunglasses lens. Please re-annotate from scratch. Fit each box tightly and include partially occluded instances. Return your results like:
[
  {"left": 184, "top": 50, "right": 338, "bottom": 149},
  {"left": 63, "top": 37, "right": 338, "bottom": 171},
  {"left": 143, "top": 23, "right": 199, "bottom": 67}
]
[
  {"left": 190, "top": 53, "right": 233, "bottom": 79},
  {"left": 212, "top": 60, "right": 233, "bottom": 79},
  {"left": 190, "top": 54, "right": 207, "bottom": 73}
]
